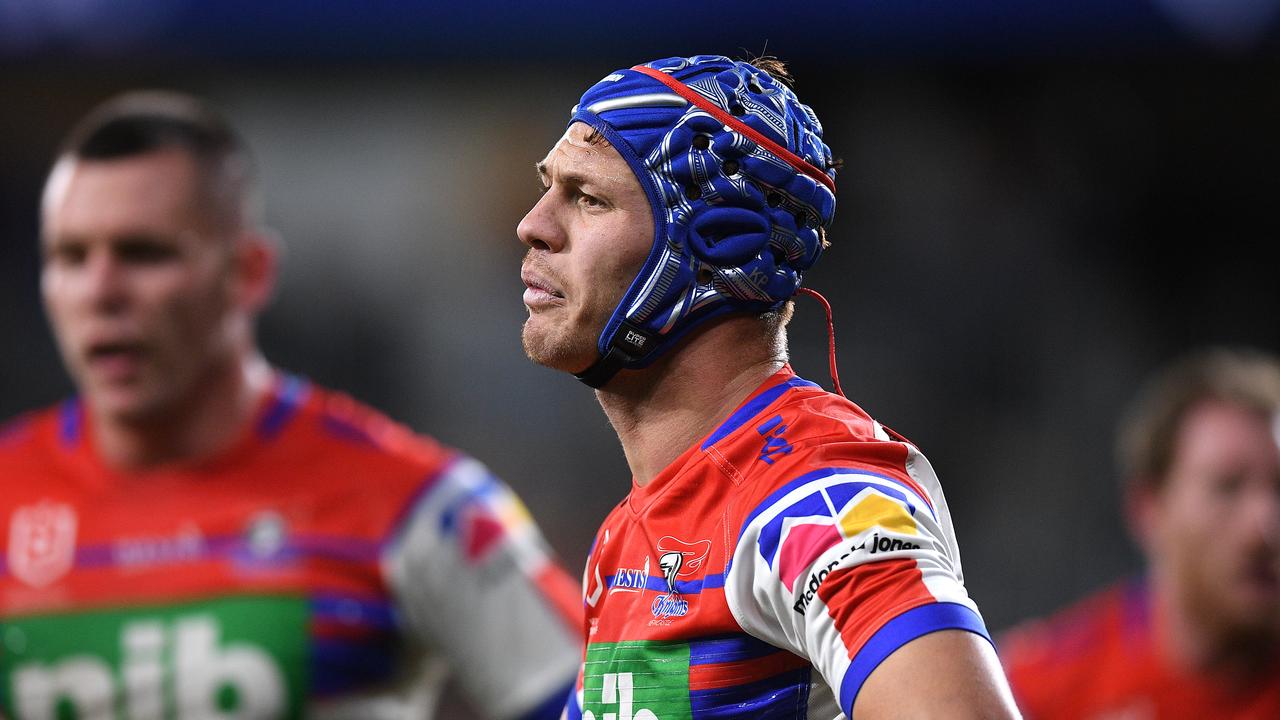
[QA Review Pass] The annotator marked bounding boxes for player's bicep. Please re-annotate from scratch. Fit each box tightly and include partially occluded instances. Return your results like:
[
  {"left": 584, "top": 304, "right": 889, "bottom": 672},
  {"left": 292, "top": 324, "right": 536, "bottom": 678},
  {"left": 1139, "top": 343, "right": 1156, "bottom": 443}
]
[{"left": 854, "top": 629, "right": 1020, "bottom": 720}]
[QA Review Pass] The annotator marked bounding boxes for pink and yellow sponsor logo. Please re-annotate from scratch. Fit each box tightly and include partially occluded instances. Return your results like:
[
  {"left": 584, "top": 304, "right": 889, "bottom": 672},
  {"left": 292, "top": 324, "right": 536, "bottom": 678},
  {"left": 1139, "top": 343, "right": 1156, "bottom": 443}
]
[{"left": 771, "top": 488, "right": 918, "bottom": 592}]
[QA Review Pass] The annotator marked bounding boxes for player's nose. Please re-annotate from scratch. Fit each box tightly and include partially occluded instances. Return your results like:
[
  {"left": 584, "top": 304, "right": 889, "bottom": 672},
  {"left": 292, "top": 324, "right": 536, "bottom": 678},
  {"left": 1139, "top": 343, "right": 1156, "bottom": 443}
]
[
  {"left": 81, "top": 248, "right": 131, "bottom": 315},
  {"left": 517, "top": 191, "right": 565, "bottom": 253}
]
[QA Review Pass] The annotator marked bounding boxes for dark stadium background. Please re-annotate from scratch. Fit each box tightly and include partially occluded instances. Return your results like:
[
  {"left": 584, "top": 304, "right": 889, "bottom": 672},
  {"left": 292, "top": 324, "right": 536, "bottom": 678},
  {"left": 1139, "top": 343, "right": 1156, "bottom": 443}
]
[{"left": 2, "top": 1, "right": 1278, "bottom": 715}]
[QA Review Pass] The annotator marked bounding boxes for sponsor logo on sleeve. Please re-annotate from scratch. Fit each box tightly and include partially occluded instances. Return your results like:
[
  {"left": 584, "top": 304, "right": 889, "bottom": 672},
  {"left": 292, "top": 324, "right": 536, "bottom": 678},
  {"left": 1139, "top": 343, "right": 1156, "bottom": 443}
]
[
  {"left": 747, "top": 479, "right": 930, "bottom": 613},
  {"left": 791, "top": 531, "right": 922, "bottom": 615}
]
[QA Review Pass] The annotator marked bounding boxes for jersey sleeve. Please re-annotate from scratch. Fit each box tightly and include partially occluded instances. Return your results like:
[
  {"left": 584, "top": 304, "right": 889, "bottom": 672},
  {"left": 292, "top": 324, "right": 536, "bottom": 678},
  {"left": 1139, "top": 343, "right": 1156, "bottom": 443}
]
[
  {"left": 723, "top": 448, "right": 991, "bottom": 717},
  {"left": 381, "top": 456, "right": 581, "bottom": 720}
]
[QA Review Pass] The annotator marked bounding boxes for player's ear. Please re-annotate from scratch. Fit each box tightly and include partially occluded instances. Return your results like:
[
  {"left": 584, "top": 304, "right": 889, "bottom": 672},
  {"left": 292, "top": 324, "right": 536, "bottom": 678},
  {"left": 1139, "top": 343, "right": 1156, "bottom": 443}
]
[{"left": 230, "top": 228, "right": 279, "bottom": 314}]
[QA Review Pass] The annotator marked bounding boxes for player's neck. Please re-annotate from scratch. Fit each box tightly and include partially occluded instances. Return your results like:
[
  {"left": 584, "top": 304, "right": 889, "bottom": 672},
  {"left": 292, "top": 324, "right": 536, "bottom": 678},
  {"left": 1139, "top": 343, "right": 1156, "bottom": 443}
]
[
  {"left": 595, "top": 317, "right": 787, "bottom": 487},
  {"left": 90, "top": 352, "right": 273, "bottom": 472}
]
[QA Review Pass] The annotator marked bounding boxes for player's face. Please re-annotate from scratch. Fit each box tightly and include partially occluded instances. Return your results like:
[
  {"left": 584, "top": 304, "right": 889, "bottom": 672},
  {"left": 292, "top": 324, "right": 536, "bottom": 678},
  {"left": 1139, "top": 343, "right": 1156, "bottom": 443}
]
[
  {"left": 41, "top": 149, "right": 242, "bottom": 425},
  {"left": 517, "top": 123, "right": 653, "bottom": 374},
  {"left": 1148, "top": 400, "right": 1280, "bottom": 642}
]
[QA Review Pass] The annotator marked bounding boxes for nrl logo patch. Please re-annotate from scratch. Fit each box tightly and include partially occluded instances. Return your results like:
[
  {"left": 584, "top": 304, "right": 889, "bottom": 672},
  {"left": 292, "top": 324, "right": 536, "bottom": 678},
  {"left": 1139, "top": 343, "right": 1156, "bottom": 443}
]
[{"left": 9, "top": 500, "right": 77, "bottom": 587}]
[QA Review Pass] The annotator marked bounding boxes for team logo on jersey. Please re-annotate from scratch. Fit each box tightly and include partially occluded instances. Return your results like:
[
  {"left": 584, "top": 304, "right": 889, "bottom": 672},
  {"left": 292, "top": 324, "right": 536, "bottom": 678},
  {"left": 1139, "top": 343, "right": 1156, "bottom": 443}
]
[
  {"left": 654, "top": 536, "right": 710, "bottom": 593},
  {"left": 8, "top": 500, "right": 77, "bottom": 588},
  {"left": 245, "top": 511, "right": 288, "bottom": 560},
  {"left": 756, "top": 478, "right": 922, "bottom": 592},
  {"left": 650, "top": 593, "right": 689, "bottom": 620}
]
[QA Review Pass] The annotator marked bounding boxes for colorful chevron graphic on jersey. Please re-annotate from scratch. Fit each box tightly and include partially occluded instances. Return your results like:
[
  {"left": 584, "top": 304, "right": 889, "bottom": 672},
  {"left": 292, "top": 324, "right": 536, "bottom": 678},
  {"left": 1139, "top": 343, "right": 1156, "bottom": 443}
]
[
  {"left": 752, "top": 472, "right": 928, "bottom": 592},
  {"left": 438, "top": 470, "right": 535, "bottom": 564}
]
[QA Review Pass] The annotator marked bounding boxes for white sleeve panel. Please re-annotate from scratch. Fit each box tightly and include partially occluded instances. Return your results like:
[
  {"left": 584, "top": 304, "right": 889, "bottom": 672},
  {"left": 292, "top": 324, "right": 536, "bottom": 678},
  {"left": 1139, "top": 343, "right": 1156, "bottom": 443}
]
[
  {"left": 383, "top": 457, "right": 579, "bottom": 720},
  {"left": 724, "top": 467, "right": 986, "bottom": 716}
]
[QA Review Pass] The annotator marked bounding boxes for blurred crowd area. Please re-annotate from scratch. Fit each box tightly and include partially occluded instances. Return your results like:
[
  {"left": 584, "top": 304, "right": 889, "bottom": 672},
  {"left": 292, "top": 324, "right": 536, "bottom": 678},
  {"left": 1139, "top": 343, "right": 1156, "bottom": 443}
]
[{"left": 2, "top": 0, "right": 1278, "bottom": 660}]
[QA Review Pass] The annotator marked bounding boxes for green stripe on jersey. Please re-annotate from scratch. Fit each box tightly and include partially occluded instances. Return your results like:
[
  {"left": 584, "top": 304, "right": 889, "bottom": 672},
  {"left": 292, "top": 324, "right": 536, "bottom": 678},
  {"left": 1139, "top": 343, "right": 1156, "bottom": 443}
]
[
  {"left": 582, "top": 640, "right": 692, "bottom": 720},
  {"left": 1, "top": 595, "right": 307, "bottom": 720}
]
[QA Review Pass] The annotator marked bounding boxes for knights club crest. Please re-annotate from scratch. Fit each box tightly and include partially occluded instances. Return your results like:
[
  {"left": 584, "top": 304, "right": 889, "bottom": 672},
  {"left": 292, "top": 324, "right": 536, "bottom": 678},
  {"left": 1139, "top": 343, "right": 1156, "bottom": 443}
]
[
  {"left": 8, "top": 500, "right": 78, "bottom": 587},
  {"left": 655, "top": 535, "right": 711, "bottom": 593}
]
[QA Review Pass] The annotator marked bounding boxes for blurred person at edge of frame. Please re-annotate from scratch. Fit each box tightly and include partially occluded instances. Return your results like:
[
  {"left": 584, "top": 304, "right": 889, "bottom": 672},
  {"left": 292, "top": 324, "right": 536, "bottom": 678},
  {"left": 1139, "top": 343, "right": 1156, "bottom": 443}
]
[
  {"left": 1002, "top": 347, "right": 1280, "bottom": 719},
  {"left": 517, "top": 54, "right": 1020, "bottom": 719},
  {"left": 0, "top": 91, "right": 580, "bottom": 720}
]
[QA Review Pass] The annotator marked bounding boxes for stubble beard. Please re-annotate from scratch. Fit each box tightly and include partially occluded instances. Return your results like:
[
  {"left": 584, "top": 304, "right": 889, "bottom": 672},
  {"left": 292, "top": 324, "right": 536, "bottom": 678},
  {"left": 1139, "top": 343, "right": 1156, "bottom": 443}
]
[{"left": 521, "top": 309, "right": 601, "bottom": 375}]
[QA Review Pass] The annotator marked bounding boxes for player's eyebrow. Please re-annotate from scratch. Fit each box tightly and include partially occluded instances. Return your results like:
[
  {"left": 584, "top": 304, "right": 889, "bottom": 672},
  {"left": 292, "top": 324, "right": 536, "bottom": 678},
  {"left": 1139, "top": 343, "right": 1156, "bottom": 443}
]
[{"left": 535, "top": 160, "right": 594, "bottom": 191}]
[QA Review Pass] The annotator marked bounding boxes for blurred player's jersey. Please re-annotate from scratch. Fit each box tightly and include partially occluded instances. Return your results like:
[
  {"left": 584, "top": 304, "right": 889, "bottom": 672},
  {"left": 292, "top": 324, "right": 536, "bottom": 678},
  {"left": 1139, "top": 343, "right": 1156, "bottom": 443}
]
[
  {"left": 564, "top": 366, "right": 989, "bottom": 720},
  {"left": 1001, "top": 580, "right": 1280, "bottom": 720},
  {"left": 0, "top": 374, "right": 580, "bottom": 720}
]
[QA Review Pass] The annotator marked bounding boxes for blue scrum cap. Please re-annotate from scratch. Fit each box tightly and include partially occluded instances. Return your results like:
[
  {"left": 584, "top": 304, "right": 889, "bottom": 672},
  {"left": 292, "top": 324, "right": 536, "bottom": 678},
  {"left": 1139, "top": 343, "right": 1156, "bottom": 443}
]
[{"left": 568, "top": 55, "right": 838, "bottom": 388}]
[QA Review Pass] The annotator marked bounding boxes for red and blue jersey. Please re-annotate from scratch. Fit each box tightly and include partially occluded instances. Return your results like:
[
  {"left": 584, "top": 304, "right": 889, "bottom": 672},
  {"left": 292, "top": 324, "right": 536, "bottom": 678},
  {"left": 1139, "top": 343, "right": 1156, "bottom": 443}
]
[
  {"left": 565, "top": 366, "right": 989, "bottom": 719},
  {"left": 0, "top": 373, "right": 581, "bottom": 720},
  {"left": 1001, "top": 580, "right": 1280, "bottom": 719}
]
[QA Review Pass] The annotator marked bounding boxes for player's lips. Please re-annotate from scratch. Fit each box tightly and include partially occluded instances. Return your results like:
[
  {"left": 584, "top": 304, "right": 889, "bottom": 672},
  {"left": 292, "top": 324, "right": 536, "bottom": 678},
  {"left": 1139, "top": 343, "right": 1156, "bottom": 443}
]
[
  {"left": 85, "top": 341, "right": 146, "bottom": 380},
  {"left": 521, "top": 270, "right": 565, "bottom": 308}
]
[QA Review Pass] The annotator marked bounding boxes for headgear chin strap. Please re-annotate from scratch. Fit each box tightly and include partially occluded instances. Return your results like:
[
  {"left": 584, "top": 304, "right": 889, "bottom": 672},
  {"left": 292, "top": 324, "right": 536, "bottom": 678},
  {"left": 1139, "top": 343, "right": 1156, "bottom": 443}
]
[{"left": 569, "top": 55, "right": 838, "bottom": 388}]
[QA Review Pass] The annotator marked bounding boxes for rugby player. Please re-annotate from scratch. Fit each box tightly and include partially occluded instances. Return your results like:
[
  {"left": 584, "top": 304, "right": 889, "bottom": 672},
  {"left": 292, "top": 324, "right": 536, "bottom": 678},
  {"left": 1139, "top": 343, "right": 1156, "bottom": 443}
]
[
  {"left": 1002, "top": 348, "right": 1280, "bottom": 718},
  {"left": 516, "top": 54, "right": 1020, "bottom": 719},
  {"left": 0, "top": 91, "right": 580, "bottom": 719}
]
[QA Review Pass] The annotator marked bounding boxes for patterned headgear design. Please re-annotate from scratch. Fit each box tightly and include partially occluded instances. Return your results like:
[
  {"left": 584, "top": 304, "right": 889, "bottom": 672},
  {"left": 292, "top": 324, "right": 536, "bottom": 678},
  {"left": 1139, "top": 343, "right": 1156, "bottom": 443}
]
[{"left": 568, "top": 55, "right": 838, "bottom": 388}]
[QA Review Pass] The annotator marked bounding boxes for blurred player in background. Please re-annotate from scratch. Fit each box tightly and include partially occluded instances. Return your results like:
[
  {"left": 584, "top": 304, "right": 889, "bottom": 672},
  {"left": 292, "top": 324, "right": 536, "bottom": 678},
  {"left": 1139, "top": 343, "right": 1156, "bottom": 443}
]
[
  {"left": 1002, "top": 347, "right": 1280, "bottom": 718},
  {"left": 516, "top": 54, "right": 1019, "bottom": 719},
  {"left": 0, "top": 91, "right": 580, "bottom": 720}
]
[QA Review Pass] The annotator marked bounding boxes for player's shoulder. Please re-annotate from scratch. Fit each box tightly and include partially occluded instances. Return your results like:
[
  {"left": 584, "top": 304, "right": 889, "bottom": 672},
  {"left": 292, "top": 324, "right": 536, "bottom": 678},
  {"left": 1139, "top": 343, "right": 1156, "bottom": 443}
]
[
  {"left": 732, "top": 383, "right": 927, "bottom": 504},
  {"left": 1000, "top": 579, "right": 1146, "bottom": 672},
  {"left": 269, "top": 375, "right": 456, "bottom": 478}
]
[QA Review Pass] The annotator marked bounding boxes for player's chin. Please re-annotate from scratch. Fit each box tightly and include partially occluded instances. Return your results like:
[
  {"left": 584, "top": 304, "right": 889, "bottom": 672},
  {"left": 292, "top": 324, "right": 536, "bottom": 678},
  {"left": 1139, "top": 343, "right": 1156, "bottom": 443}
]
[{"left": 521, "top": 321, "right": 594, "bottom": 374}]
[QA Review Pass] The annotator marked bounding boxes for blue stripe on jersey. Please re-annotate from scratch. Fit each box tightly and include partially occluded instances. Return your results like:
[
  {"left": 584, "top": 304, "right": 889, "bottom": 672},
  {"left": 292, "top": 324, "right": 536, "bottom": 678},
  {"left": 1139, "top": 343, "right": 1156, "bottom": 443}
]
[
  {"left": 21, "top": 533, "right": 386, "bottom": 579},
  {"left": 838, "top": 602, "right": 990, "bottom": 716},
  {"left": 320, "top": 414, "right": 376, "bottom": 446},
  {"left": 309, "top": 634, "right": 400, "bottom": 698},
  {"left": 565, "top": 687, "right": 584, "bottom": 720},
  {"left": 740, "top": 467, "right": 937, "bottom": 549},
  {"left": 688, "top": 633, "right": 779, "bottom": 665},
  {"left": 380, "top": 458, "right": 463, "bottom": 554},
  {"left": 439, "top": 471, "right": 501, "bottom": 535},
  {"left": 256, "top": 375, "right": 310, "bottom": 439},
  {"left": 755, "top": 489, "right": 831, "bottom": 568},
  {"left": 59, "top": 398, "right": 81, "bottom": 446},
  {"left": 604, "top": 572, "right": 726, "bottom": 595},
  {"left": 309, "top": 593, "right": 399, "bottom": 631},
  {"left": 690, "top": 666, "right": 811, "bottom": 720},
  {"left": 700, "top": 376, "right": 819, "bottom": 450}
]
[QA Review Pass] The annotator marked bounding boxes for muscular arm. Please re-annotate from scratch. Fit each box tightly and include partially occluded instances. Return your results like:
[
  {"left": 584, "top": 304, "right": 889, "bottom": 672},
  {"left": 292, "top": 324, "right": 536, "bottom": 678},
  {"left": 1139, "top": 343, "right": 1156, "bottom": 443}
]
[{"left": 854, "top": 630, "right": 1021, "bottom": 719}]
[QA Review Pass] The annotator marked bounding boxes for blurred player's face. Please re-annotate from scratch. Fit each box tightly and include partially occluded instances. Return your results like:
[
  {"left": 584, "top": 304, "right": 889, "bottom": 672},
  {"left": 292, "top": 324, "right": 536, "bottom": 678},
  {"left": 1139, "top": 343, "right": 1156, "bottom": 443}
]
[
  {"left": 41, "top": 149, "right": 250, "bottom": 426},
  {"left": 517, "top": 123, "right": 653, "bottom": 373},
  {"left": 1144, "top": 400, "right": 1280, "bottom": 644}
]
